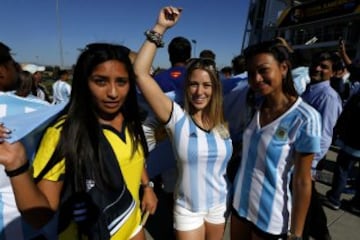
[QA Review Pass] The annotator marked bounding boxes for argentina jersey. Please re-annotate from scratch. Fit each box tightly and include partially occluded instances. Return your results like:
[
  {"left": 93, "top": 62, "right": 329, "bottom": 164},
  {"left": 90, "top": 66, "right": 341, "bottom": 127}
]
[
  {"left": 166, "top": 103, "right": 232, "bottom": 212},
  {"left": 52, "top": 81, "right": 71, "bottom": 104},
  {"left": 232, "top": 97, "right": 321, "bottom": 235}
]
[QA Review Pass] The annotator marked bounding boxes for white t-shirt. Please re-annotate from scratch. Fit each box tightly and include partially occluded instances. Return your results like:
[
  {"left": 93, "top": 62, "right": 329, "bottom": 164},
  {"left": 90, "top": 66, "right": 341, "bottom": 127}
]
[{"left": 52, "top": 80, "right": 71, "bottom": 104}]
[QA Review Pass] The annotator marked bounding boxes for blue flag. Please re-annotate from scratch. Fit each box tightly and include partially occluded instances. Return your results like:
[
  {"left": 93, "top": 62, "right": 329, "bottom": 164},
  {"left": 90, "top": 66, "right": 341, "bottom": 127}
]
[{"left": 0, "top": 92, "right": 66, "bottom": 160}]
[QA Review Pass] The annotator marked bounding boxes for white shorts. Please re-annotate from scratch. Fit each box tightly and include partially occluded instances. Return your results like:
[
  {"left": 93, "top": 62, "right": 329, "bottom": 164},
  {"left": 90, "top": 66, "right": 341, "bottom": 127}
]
[{"left": 173, "top": 203, "right": 227, "bottom": 231}]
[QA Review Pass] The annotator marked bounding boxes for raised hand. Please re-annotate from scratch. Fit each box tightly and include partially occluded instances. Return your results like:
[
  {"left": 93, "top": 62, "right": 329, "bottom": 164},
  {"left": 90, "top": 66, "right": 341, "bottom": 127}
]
[{"left": 156, "top": 6, "right": 182, "bottom": 30}]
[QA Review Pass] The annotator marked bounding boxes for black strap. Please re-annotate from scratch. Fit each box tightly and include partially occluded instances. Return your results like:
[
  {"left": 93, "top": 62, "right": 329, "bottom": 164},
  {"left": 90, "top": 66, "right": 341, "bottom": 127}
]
[
  {"left": 34, "top": 118, "right": 66, "bottom": 184},
  {"left": 34, "top": 145, "right": 62, "bottom": 184}
]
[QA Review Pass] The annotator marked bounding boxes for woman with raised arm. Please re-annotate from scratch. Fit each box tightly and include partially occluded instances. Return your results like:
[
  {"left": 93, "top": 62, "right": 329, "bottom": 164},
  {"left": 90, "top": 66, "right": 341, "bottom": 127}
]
[{"left": 134, "top": 6, "right": 232, "bottom": 240}]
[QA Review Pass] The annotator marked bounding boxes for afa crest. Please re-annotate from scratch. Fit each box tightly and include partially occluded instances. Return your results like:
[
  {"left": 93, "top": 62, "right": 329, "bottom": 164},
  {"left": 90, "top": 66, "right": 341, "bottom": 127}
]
[{"left": 275, "top": 127, "right": 288, "bottom": 140}]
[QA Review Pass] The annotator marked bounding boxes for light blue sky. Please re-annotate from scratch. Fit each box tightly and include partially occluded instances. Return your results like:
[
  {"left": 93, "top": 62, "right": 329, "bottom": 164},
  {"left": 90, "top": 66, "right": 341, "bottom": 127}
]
[{"left": 1, "top": 0, "right": 250, "bottom": 69}]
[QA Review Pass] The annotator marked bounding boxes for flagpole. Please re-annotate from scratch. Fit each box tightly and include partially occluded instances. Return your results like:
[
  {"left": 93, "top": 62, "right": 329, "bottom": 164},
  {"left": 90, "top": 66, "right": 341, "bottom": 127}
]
[
  {"left": 191, "top": 39, "right": 197, "bottom": 57},
  {"left": 56, "top": 0, "right": 64, "bottom": 68}
]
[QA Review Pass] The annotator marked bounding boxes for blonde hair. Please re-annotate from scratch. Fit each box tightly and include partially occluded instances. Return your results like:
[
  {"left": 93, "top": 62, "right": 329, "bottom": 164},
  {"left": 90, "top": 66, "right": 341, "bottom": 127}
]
[{"left": 184, "top": 58, "right": 229, "bottom": 138}]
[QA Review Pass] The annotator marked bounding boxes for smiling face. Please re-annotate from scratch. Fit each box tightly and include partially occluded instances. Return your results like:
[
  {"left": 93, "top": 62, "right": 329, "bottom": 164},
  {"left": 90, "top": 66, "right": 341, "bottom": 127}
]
[
  {"left": 187, "top": 68, "right": 213, "bottom": 112},
  {"left": 88, "top": 60, "right": 130, "bottom": 120},
  {"left": 247, "top": 53, "right": 288, "bottom": 96},
  {"left": 309, "top": 59, "right": 334, "bottom": 82}
]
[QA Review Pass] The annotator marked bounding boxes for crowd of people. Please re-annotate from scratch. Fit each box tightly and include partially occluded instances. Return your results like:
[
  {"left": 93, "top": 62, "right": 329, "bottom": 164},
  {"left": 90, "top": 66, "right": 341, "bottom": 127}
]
[{"left": 0, "top": 5, "right": 359, "bottom": 240}]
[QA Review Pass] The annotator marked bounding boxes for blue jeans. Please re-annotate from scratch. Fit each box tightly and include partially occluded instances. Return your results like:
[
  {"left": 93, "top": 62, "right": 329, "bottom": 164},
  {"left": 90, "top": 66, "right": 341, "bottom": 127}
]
[{"left": 327, "top": 150, "right": 360, "bottom": 205}]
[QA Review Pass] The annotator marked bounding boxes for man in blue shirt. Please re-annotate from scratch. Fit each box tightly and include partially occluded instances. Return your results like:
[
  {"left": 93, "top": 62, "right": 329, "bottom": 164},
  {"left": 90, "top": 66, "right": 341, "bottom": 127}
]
[
  {"left": 302, "top": 51, "right": 343, "bottom": 176},
  {"left": 154, "top": 36, "right": 191, "bottom": 105},
  {"left": 301, "top": 51, "right": 343, "bottom": 240},
  {"left": 221, "top": 54, "right": 248, "bottom": 95}
]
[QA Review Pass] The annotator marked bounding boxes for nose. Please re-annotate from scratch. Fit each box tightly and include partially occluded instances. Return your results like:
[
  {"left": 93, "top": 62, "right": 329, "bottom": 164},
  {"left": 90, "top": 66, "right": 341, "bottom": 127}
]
[
  {"left": 249, "top": 72, "right": 262, "bottom": 84},
  {"left": 315, "top": 65, "right": 322, "bottom": 71},
  {"left": 311, "top": 64, "right": 322, "bottom": 72},
  {"left": 195, "top": 84, "right": 205, "bottom": 95},
  {"left": 107, "top": 82, "right": 118, "bottom": 98}
]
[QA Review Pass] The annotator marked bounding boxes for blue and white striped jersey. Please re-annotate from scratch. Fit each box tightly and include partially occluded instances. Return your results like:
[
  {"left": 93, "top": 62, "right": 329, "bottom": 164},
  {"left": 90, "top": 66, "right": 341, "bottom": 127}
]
[
  {"left": 166, "top": 102, "right": 233, "bottom": 211},
  {"left": 52, "top": 80, "right": 71, "bottom": 105},
  {"left": 232, "top": 97, "right": 321, "bottom": 235}
]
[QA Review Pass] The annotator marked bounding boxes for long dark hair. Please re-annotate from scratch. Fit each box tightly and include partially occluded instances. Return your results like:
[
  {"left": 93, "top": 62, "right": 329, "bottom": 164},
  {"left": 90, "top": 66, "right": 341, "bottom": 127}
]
[
  {"left": 53, "top": 43, "right": 148, "bottom": 192},
  {"left": 243, "top": 40, "right": 298, "bottom": 109}
]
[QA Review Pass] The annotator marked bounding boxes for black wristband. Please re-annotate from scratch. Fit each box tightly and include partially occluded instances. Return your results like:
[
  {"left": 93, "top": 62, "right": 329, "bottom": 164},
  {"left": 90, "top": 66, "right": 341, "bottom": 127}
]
[{"left": 5, "top": 161, "right": 30, "bottom": 178}]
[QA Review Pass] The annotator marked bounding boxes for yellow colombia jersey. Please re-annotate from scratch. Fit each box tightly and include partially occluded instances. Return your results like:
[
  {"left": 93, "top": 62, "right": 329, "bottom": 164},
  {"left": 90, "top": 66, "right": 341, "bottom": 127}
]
[{"left": 32, "top": 120, "right": 145, "bottom": 239}]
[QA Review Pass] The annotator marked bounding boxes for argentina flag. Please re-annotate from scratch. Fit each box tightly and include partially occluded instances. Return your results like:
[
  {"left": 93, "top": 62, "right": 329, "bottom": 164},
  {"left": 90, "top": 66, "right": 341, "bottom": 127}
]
[
  {"left": 0, "top": 92, "right": 50, "bottom": 118},
  {"left": 0, "top": 92, "right": 66, "bottom": 160}
]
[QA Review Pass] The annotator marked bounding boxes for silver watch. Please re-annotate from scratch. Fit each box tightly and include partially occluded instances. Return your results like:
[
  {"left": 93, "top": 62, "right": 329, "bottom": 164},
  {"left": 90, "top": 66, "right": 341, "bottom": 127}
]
[{"left": 142, "top": 181, "right": 154, "bottom": 189}]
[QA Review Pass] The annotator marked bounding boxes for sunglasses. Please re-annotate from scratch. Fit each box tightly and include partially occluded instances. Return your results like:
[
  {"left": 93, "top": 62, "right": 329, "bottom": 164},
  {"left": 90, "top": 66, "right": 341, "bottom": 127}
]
[{"left": 186, "top": 58, "right": 217, "bottom": 72}]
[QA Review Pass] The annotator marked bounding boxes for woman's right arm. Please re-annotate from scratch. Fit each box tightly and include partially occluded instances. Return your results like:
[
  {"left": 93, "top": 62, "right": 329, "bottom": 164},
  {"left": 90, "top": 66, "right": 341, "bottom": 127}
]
[
  {"left": 0, "top": 141, "right": 62, "bottom": 228},
  {"left": 134, "top": 6, "right": 182, "bottom": 123}
]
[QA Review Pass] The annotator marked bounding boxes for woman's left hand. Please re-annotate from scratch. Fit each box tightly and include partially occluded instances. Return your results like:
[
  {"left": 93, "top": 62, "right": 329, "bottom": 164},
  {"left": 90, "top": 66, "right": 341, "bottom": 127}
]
[
  {"left": 0, "top": 123, "right": 11, "bottom": 143},
  {"left": 0, "top": 123, "right": 27, "bottom": 170},
  {"left": 141, "top": 187, "right": 158, "bottom": 215},
  {"left": 0, "top": 141, "right": 27, "bottom": 171}
]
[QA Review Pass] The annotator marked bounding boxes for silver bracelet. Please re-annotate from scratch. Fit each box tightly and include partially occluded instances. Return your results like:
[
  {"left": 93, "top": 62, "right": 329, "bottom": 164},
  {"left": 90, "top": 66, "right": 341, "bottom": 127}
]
[{"left": 144, "top": 30, "right": 164, "bottom": 48}]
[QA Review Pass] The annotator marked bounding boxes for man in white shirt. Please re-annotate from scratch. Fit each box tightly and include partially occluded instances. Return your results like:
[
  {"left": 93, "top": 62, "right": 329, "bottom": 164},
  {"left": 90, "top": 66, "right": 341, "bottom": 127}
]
[
  {"left": 22, "top": 63, "right": 51, "bottom": 103},
  {"left": 52, "top": 70, "right": 71, "bottom": 104}
]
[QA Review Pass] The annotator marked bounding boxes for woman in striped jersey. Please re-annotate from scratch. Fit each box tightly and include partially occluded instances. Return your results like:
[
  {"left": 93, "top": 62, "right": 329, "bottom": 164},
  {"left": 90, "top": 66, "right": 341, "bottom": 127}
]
[
  {"left": 230, "top": 40, "right": 321, "bottom": 240},
  {"left": 135, "top": 7, "right": 233, "bottom": 240}
]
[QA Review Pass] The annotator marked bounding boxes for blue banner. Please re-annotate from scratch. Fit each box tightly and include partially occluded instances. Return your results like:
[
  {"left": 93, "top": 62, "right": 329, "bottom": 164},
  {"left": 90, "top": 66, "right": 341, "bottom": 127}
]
[{"left": 0, "top": 93, "right": 66, "bottom": 160}]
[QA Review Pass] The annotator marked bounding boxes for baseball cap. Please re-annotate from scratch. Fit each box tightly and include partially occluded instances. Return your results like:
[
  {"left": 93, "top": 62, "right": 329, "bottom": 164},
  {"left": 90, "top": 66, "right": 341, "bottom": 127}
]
[
  {"left": 22, "top": 63, "right": 46, "bottom": 74},
  {"left": 0, "top": 42, "right": 13, "bottom": 63}
]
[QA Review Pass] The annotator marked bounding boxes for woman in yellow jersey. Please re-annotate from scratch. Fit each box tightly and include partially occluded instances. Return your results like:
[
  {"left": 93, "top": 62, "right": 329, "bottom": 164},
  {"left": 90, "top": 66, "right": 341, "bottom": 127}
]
[{"left": 0, "top": 43, "right": 157, "bottom": 239}]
